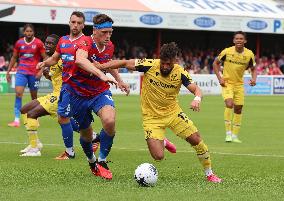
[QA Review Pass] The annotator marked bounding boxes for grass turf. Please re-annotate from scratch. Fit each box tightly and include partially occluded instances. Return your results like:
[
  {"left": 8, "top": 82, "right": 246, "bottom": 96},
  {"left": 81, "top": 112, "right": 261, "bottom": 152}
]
[{"left": 0, "top": 94, "right": 283, "bottom": 201}]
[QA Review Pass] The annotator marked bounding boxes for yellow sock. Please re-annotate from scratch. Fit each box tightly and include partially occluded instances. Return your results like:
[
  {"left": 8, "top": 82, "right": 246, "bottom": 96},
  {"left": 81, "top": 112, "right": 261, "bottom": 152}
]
[
  {"left": 192, "top": 141, "right": 212, "bottom": 170},
  {"left": 22, "top": 113, "right": 27, "bottom": 127},
  {"left": 26, "top": 118, "right": 39, "bottom": 148},
  {"left": 224, "top": 107, "right": 233, "bottom": 134},
  {"left": 232, "top": 113, "right": 242, "bottom": 136}
]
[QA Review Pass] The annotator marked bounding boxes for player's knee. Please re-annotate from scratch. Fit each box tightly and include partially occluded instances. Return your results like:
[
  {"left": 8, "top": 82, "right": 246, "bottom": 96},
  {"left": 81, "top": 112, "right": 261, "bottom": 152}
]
[
  {"left": 102, "top": 117, "right": 115, "bottom": 133},
  {"left": 27, "top": 111, "right": 36, "bottom": 119},
  {"left": 152, "top": 154, "right": 164, "bottom": 161},
  {"left": 234, "top": 107, "right": 242, "bottom": 114},
  {"left": 226, "top": 103, "right": 234, "bottom": 108}
]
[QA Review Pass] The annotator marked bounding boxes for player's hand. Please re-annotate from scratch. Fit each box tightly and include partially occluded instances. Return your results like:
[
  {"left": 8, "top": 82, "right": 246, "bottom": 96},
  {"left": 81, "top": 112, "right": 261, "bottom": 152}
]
[
  {"left": 36, "top": 62, "right": 45, "bottom": 69},
  {"left": 118, "top": 81, "right": 130, "bottom": 96},
  {"left": 219, "top": 78, "right": 226, "bottom": 87},
  {"left": 190, "top": 100, "right": 201, "bottom": 112},
  {"left": 102, "top": 75, "right": 118, "bottom": 87},
  {"left": 249, "top": 79, "right": 256, "bottom": 86},
  {"left": 43, "top": 67, "right": 51, "bottom": 80},
  {"left": 6, "top": 72, "right": 11, "bottom": 83}
]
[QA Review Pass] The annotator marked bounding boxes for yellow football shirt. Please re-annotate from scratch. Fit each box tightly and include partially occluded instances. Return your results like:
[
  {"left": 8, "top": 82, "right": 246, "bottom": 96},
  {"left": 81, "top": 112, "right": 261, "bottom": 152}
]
[
  {"left": 135, "top": 59, "right": 193, "bottom": 117},
  {"left": 49, "top": 59, "right": 63, "bottom": 95},
  {"left": 217, "top": 46, "right": 256, "bottom": 85}
]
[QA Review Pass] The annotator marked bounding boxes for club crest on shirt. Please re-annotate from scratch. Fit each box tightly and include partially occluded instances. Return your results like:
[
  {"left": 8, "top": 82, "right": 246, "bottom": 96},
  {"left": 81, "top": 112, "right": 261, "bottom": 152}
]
[{"left": 32, "top": 45, "right": 36, "bottom": 49}]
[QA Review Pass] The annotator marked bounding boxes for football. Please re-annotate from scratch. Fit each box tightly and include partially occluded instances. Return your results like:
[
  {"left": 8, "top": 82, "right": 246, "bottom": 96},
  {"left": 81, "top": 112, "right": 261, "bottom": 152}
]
[{"left": 134, "top": 163, "right": 158, "bottom": 187}]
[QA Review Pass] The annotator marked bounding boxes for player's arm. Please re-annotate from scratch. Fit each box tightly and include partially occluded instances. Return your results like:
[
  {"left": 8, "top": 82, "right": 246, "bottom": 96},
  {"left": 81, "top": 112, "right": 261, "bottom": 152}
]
[
  {"left": 181, "top": 70, "right": 202, "bottom": 112},
  {"left": 37, "top": 51, "right": 60, "bottom": 69},
  {"left": 108, "top": 69, "right": 130, "bottom": 95},
  {"left": 95, "top": 59, "right": 136, "bottom": 71},
  {"left": 248, "top": 54, "right": 257, "bottom": 86},
  {"left": 213, "top": 50, "right": 226, "bottom": 87},
  {"left": 75, "top": 49, "right": 117, "bottom": 85},
  {"left": 187, "top": 83, "right": 202, "bottom": 112},
  {"left": 6, "top": 50, "right": 18, "bottom": 83}
]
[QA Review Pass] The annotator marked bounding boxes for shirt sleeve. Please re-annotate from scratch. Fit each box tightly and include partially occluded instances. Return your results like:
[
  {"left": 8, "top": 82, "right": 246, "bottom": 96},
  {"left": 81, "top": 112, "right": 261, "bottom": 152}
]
[
  {"left": 77, "top": 37, "right": 91, "bottom": 52},
  {"left": 38, "top": 40, "right": 46, "bottom": 54},
  {"left": 217, "top": 48, "right": 227, "bottom": 62},
  {"left": 248, "top": 52, "right": 256, "bottom": 68},
  {"left": 181, "top": 69, "right": 194, "bottom": 87},
  {"left": 134, "top": 59, "right": 154, "bottom": 73}
]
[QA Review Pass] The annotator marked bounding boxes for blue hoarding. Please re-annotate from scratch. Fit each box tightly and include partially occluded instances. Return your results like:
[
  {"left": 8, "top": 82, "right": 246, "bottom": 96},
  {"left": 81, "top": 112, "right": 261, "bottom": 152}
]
[{"left": 244, "top": 76, "right": 272, "bottom": 95}]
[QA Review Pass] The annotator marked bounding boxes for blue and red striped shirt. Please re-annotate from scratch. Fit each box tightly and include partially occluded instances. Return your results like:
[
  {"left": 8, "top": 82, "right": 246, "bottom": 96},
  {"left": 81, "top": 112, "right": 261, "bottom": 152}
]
[
  {"left": 14, "top": 37, "right": 45, "bottom": 75},
  {"left": 70, "top": 36, "right": 114, "bottom": 97}
]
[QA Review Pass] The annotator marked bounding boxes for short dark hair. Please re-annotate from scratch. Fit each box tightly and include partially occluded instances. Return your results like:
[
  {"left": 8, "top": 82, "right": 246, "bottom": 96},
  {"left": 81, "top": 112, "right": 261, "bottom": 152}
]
[
  {"left": 234, "top": 31, "right": 247, "bottom": 39},
  {"left": 47, "top": 34, "right": 60, "bottom": 44},
  {"left": 93, "top": 14, "right": 113, "bottom": 24},
  {"left": 23, "top": 24, "right": 34, "bottom": 32},
  {"left": 70, "top": 11, "right": 85, "bottom": 22},
  {"left": 160, "top": 42, "right": 179, "bottom": 60}
]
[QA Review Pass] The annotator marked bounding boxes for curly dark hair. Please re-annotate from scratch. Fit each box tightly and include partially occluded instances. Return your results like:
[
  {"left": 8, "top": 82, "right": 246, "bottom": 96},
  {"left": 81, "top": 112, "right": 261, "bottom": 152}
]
[
  {"left": 47, "top": 34, "right": 60, "bottom": 44},
  {"left": 93, "top": 14, "right": 113, "bottom": 24},
  {"left": 160, "top": 42, "right": 179, "bottom": 60}
]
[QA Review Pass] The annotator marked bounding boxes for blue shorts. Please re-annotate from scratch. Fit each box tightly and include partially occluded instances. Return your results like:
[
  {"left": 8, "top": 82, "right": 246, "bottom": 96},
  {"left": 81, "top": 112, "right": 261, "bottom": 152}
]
[
  {"left": 15, "top": 73, "right": 40, "bottom": 90},
  {"left": 58, "top": 84, "right": 115, "bottom": 130}
]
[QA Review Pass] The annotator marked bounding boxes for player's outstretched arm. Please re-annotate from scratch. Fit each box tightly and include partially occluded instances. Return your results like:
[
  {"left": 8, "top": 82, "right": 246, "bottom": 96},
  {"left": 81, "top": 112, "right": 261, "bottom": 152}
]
[
  {"left": 108, "top": 69, "right": 130, "bottom": 95},
  {"left": 37, "top": 51, "right": 60, "bottom": 69},
  {"left": 213, "top": 58, "right": 225, "bottom": 87},
  {"left": 75, "top": 49, "right": 117, "bottom": 86},
  {"left": 187, "top": 83, "right": 202, "bottom": 112},
  {"left": 96, "top": 59, "right": 136, "bottom": 71}
]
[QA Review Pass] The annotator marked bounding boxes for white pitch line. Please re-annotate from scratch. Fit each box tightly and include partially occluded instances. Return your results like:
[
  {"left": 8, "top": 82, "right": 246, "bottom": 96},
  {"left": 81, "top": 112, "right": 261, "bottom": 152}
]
[{"left": 1, "top": 141, "right": 284, "bottom": 158}]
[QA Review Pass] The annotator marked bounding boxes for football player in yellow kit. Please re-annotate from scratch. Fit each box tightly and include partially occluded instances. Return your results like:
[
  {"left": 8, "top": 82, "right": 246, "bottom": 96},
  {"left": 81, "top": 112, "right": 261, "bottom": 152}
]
[
  {"left": 94, "top": 42, "right": 222, "bottom": 183},
  {"left": 20, "top": 34, "right": 63, "bottom": 156},
  {"left": 213, "top": 31, "right": 257, "bottom": 143}
]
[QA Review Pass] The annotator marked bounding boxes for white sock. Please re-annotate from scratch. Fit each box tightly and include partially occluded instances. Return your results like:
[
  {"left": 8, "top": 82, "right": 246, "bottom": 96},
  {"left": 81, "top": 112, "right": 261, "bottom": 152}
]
[
  {"left": 88, "top": 154, "right": 96, "bottom": 163},
  {"left": 14, "top": 118, "right": 20, "bottom": 122},
  {"left": 98, "top": 157, "right": 106, "bottom": 162},
  {"left": 66, "top": 147, "right": 74, "bottom": 156},
  {"left": 232, "top": 134, "right": 238, "bottom": 139},
  {"left": 226, "top": 131, "right": 232, "bottom": 136},
  {"left": 205, "top": 168, "right": 213, "bottom": 176}
]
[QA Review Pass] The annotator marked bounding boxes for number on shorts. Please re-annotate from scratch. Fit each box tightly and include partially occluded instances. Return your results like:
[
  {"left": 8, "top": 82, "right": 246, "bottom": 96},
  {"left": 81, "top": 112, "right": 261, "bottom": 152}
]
[
  {"left": 105, "top": 95, "right": 113, "bottom": 101},
  {"left": 34, "top": 81, "right": 40, "bottom": 88},
  {"left": 65, "top": 104, "right": 71, "bottom": 115},
  {"left": 178, "top": 112, "right": 190, "bottom": 123},
  {"left": 49, "top": 96, "right": 57, "bottom": 103}
]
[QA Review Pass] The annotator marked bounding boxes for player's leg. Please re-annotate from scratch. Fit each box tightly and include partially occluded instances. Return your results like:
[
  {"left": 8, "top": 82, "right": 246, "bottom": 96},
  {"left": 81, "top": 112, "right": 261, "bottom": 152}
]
[
  {"left": 76, "top": 105, "right": 112, "bottom": 180},
  {"left": 186, "top": 132, "right": 222, "bottom": 183},
  {"left": 143, "top": 116, "right": 166, "bottom": 161},
  {"left": 170, "top": 111, "right": 222, "bottom": 183},
  {"left": 27, "top": 75, "right": 40, "bottom": 100},
  {"left": 55, "top": 86, "right": 74, "bottom": 160},
  {"left": 20, "top": 99, "right": 41, "bottom": 153},
  {"left": 222, "top": 84, "right": 234, "bottom": 142},
  {"left": 231, "top": 86, "right": 244, "bottom": 143},
  {"left": 8, "top": 73, "right": 27, "bottom": 127},
  {"left": 20, "top": 102, "right": 49, "bottom": 156},
  {"left": 93, "top": 90, "right": 115, "bottom": 165}
]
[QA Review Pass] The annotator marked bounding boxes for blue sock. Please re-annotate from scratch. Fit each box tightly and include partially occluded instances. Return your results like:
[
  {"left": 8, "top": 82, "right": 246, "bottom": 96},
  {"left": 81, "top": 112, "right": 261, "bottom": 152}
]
[
  {"left": 14, "top": 96, "right": 22, "bottom": 119},
  {"left": 80, "top": 137, "right": 94, "bottom": 160},
  {"left": 70, "top": 118, "right": 79, "bottom": 133},
  {"left": 99, "top": 129, "right": 114, "bottom": 161},
  {"left": 60, "top": 122, "right": 73, "bottom": 148}
]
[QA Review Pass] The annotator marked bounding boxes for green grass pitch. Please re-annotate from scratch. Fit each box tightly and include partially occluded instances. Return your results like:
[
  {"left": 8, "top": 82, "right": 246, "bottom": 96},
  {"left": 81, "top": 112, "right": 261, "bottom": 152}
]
[{"left": 0, "top": 94, "right": 283, "bottom": 201}]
